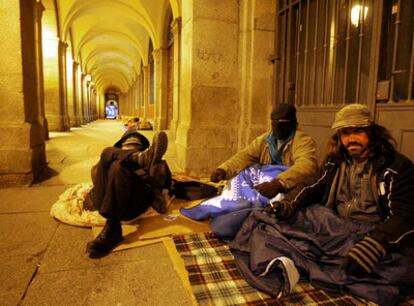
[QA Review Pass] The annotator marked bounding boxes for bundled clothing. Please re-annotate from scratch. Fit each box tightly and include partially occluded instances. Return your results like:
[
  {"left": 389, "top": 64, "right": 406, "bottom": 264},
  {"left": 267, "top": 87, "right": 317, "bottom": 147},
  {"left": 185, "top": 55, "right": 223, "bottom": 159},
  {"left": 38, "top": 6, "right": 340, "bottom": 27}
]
[
  {"left": 230, "top": 144, "right": 414, "bottom": 304},
  {"left": 229, "top": 206, "right": 414, "bottom": 306},
  {"left": 87, "top": 129, "right": 171, "bottom": 221},
  {"left": 288, "top": 150, "right": 414, "bottom": 252},
  {"left": 218, "top": 130, "right": 317, "bottom": 189}
]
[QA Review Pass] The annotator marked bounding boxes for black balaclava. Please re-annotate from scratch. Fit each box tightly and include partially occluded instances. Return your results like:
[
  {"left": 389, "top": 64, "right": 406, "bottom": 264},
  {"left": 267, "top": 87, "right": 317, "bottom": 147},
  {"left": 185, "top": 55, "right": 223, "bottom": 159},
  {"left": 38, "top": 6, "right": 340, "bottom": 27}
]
[{"left": 270, "top": 103, "right": 297, "bottom": 140}]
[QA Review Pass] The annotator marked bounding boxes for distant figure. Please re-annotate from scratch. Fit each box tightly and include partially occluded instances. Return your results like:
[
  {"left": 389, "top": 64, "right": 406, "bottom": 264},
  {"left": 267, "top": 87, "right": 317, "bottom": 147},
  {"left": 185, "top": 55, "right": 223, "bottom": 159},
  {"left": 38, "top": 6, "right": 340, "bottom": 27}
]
[
  {"left": 105, "top": 102, "right": 118, "bottom": 119},
  {"left": 124, "top": 117, "right": 140, "bottom": 130}
]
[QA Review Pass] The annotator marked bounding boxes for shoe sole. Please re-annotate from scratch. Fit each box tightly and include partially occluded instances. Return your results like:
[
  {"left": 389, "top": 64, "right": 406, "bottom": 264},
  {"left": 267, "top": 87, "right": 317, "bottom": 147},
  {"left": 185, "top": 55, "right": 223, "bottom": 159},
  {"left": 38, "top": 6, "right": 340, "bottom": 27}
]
[
  {"left": 151, "top": 131, "right": 168, "bottom": 164},
  {"left": 86, "top": 236, "right": 123, "bottom": 259}
]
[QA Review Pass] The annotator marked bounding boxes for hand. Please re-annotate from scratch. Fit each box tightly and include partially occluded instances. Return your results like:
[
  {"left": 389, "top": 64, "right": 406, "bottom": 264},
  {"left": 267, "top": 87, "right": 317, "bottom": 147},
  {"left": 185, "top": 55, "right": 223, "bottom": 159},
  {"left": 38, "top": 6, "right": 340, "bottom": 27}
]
[
  {"left": 340, "top": 236, "right": 386, "bottom": 278},
  {"left": 263, "top": 200, "right": 295, "bottom": 219},
  {"left": 254, "top": 179, "right": 284, "bottom": 198},
  {"left": 210, "top": 168, "right": 226, "bottom": 183}
]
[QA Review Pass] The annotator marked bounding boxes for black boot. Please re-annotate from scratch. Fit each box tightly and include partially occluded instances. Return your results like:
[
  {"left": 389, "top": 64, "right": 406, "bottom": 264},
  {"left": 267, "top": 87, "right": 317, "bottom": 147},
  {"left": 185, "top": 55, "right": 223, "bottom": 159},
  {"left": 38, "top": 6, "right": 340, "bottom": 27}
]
[
  {"left": 151, "top": 188, "right": 169, "bottom": 214},
  {"left": 86, "top": 219, "right": 123, "bottom": 258},
  {"left": 131, "top": 131, "right": 168, "bottom": 176}
]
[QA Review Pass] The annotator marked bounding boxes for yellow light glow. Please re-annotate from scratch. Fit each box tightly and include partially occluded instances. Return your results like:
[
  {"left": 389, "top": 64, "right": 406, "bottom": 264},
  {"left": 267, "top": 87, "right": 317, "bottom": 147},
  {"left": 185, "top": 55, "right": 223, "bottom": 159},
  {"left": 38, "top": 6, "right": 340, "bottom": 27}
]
[
  {"left": 351, "top": 5, "right": 368, "bottom": 27},
  {"left": 66, "top": 48, "right": 73, "bottom": 83},
  {"left": 42, "top": 28, "right": 58, "bottom": 58}
]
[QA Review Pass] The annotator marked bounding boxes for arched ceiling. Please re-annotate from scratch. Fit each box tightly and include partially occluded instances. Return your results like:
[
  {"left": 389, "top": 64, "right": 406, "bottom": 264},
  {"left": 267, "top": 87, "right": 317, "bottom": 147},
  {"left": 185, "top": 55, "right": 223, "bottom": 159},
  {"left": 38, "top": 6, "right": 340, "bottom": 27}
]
[{"left": 45, "top": 0, "right": 180, "bottom": 93}]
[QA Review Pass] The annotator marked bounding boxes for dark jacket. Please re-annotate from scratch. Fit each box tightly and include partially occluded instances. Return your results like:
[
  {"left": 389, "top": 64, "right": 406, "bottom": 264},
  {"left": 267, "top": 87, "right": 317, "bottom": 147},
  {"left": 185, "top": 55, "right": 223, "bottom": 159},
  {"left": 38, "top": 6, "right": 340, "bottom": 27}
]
[{"left": 289, "top": 149, "right": 414, "bottom": 249}]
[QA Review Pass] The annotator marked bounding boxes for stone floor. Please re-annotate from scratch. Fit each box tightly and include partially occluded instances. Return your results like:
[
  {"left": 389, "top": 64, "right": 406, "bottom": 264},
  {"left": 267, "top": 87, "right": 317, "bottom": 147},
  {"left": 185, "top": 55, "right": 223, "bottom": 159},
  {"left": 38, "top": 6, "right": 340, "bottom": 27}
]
[{"left": 0, "top": 120, "right": 193, "bottom": 306}]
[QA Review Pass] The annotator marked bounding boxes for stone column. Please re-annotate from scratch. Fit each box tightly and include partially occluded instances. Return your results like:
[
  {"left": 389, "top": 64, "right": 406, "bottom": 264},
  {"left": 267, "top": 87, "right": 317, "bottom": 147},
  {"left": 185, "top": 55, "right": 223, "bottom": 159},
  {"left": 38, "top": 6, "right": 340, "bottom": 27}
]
[
  {"left": 137, "top": 74, "right": 143, "bottom": 118},
  {"left": 176, "top": 0, "right": 240, "bottom": 176},
  {"left": 90, "top": 85, "right": 97, "bottom": 120},
  {"left": 237, "top": 0, "right": 276, "bottom": 148},
  {"left": 86, "top": 79, "right": 92, "bottom": 122},
  {"left": 0, "top": 0, "right": 46, "bottom": 186},
  {"left": 43, "top": 35, "right": 67, "bottom": 130},
  {"left": 153, "top": 48, "right": 168, "bottom": 130},
  {"left": 142, "top": 65, "right": 148, "bottom": 119},
  {"left": 169, "top": 17, "right": 182, "bottom": 139},
  {"left": 71, "top": 61, "right": 82, "bottom": 126},
  {"left": 34, "top": 0, "right": 49, "bottom": 140},
  {"left": 80, "top": 73, "right": 88, "bottom": 124},
  {"left": 57, "top": 40, "right": 70, "bottom": 130}
]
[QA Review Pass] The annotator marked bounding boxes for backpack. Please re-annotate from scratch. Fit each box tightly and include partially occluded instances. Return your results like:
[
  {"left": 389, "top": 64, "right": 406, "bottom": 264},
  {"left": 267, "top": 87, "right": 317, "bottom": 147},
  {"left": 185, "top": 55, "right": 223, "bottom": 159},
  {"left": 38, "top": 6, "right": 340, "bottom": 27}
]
[{"left": 170, "top": 179, "right": 219, "bottom": 200}]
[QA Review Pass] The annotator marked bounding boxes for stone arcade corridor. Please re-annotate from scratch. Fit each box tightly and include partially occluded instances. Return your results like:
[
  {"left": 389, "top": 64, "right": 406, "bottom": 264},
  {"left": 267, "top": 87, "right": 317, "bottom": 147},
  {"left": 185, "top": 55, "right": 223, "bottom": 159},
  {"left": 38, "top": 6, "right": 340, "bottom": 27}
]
[
  {"left": 2, "top": 0, "right": 414, "bottom": 187},
  {"left": 2, "top": 0, "right": 414, "bottom": 304},
  {"left": 0, "top": 120, "right": 193, "bottom": 306}
]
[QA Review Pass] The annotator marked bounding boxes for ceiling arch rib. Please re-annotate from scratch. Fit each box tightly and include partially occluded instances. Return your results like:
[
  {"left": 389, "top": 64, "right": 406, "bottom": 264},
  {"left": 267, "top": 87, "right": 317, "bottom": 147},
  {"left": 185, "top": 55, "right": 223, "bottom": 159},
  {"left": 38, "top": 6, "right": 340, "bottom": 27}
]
[
  {"left": 77, "top": 30, "right": 146, "bottom": 74},
  {"left": 61, "top": 0, "right": 158, "bottom": 48},
  {"left": 88, "top": 56, "right": 137, "bottom": 78},
  {"left": 77, "top": 29, "right": 146, "bottom": 64},
  {"left": 84, "top": 49, "right": 137, "bottom": 91},
  {"left": 92, "top": 61, "right": 135, "bottom": 86},
  {"left": 95, "top": 71, "right": 131, "bottom": 93},
  {"left": 69, "top": 15, "right": 150, "bottom": 62},
  {"left": 56, "top": 0, "right": 182, "bottom": 96}
]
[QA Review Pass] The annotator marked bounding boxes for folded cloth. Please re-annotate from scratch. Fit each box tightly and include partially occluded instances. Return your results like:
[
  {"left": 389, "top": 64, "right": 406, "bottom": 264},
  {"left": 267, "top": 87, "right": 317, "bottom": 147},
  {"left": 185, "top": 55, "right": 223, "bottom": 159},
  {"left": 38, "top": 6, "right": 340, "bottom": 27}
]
[{"left": 180, "top": 165, "right": 287, "bottom": 220}]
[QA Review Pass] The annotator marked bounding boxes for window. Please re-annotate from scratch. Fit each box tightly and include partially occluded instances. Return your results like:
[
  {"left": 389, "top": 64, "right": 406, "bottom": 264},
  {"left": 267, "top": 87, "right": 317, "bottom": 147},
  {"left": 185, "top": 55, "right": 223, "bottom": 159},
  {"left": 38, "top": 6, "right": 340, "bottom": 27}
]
[
  {"left": 275, "top": 0, "right": 374, "bottom": 106},
  {"left": 378, "top": 0, "right": 414, "bottom": 102}
]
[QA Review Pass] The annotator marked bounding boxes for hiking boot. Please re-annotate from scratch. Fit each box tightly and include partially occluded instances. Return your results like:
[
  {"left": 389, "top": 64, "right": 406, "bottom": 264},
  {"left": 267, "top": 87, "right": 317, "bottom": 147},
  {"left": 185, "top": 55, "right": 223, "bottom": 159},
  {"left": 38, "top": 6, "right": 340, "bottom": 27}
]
[
  {"left": 86, "top": 220, "right": 123, "bottom": 258},
  {"left": 151, "top": 188, "right": 169, "bottom": 214},
  {"left": 131, "top": 131, "right": 168, "bottom": 176}
]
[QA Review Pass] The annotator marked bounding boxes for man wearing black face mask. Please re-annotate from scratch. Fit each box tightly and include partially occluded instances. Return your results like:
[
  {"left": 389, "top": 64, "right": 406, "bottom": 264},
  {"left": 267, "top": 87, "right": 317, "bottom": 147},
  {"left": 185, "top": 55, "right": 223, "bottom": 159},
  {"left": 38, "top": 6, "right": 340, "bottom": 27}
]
[{"left": 210, "top": 103, "right": 317, "bottom": 199}]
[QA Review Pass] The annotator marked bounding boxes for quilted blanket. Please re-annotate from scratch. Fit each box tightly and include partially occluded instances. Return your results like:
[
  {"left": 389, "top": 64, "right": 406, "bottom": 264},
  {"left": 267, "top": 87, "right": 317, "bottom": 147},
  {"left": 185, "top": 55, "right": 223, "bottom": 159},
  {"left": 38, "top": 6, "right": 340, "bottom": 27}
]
[{"left": 173, "top": 232, "right": 385, "bottom": 306}]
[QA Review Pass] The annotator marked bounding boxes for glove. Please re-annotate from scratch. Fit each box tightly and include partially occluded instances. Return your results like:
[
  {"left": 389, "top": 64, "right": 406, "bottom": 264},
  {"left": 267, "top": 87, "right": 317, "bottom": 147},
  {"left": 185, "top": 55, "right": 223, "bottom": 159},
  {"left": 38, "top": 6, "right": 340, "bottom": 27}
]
[
  {"left": 210, "top": 168, "right": 226, "bottom": 183},
  {"left": 263, "top": 200, "right": 295, "bottom": 219},
  {"left": 254, "top": 179, "right": 284, "bottom": 198},
  {"left": 340, "top": 236, "right": 386, "bottom": 278}
]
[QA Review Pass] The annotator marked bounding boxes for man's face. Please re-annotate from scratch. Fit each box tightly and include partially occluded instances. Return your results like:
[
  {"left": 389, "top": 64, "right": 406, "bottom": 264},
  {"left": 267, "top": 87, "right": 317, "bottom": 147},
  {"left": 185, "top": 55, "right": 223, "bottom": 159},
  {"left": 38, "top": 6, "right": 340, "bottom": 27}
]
[
  {"left": 338, "top": 127, "right": 370, "bottom": 158},
  {"left": 271, "top": 118, "right": 294, "bottom": 140}
]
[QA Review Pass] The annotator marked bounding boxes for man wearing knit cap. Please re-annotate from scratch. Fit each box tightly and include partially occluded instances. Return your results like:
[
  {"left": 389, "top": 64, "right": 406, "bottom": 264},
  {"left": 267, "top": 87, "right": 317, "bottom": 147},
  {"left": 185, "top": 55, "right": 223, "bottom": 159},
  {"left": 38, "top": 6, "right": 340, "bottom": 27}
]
[
  {"left": 210, "top": 103, "right": 317, "bottom": 199},
  {"left": 265, "top": 103, "right": 414, "bottom": 279},
  {"left": 85, "top": 128, "right": 170, "bottom": 258}
]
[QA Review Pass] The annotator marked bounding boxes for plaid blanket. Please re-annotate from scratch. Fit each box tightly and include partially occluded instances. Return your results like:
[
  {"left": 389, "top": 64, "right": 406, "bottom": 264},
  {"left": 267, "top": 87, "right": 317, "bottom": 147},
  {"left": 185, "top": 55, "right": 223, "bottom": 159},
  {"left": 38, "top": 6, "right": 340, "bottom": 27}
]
[{"left": 173, "top": 232, "right": 414, "bottom": 306}]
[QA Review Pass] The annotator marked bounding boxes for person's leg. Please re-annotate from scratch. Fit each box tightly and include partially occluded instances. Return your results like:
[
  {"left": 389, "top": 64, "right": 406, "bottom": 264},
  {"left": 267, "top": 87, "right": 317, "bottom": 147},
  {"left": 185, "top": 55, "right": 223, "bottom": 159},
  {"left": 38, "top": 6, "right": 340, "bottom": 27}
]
[
  {"left": 129, "top": 131, "right": 170, "bottom": 213},
  {"left": 86, "top": 219, "right": 123, "bottom": 259},
  {"left": 87, "top": 160, "right": 145, "bottom": 258},
  {"left": 92, "top": 147, "right": 124, "bottom": 211},
  {"left": 130, "top": 131, "right": 168, "bottom": 176},
  {"left": 86, "top": 132, "right": 169, "bottom": 258}
]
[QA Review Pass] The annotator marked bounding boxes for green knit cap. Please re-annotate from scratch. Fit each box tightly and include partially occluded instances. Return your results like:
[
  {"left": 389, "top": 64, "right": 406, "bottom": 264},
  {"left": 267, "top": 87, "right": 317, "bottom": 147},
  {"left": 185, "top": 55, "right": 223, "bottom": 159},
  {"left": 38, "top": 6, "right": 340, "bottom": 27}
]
[{"left": 331, "top": 104, "right": 372, "bottom": 130}]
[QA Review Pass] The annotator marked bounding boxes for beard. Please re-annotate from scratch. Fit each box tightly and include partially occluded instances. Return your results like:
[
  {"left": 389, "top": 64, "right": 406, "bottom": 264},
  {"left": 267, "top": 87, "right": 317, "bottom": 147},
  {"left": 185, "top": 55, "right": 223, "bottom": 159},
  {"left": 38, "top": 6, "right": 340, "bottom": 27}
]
[{"left": 345, "top": 142, "right": 368, "bottom": 157}]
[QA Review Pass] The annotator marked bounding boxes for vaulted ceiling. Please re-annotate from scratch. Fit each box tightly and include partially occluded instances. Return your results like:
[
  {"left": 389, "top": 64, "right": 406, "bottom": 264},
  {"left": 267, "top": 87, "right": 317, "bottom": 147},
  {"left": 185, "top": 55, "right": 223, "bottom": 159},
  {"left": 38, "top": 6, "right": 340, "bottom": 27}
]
[{"left": 42, "top": 0, "right": 180, "bottom": 93}]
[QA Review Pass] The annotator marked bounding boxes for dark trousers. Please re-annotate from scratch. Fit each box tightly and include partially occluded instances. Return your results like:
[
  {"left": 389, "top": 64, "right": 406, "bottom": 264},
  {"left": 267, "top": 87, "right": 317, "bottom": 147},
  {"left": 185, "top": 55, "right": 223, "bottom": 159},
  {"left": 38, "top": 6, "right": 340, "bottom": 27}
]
[{"left": 92, "top": 147, "right": 152, "bottom": 221}]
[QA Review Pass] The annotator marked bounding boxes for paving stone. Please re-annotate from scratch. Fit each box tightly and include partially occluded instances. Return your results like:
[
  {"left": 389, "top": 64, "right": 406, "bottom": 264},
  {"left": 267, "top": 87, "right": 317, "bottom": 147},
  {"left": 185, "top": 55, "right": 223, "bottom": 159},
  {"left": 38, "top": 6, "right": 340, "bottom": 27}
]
[
  {"left": 40, "top": 223, "right": 171, "bottom": 273},
  {"left": 22, "top": 255, "right": 193, "bottom": 306},
  {"left": 0, "top": 255, "right": 38, "bottom": 306},
  {"left": 0, "top": 185, "right": 67, "bottom": 213},
  {"left": 0, "top": 212, "right": 58, "bottom": 257}
]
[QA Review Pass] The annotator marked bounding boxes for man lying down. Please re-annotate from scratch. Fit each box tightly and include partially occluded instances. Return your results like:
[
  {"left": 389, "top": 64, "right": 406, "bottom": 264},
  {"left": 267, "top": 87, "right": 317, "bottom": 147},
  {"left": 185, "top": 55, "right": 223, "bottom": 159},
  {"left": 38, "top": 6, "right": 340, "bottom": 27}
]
[{"left": 229, "top": 104, "right": 414, "bottom": 305}]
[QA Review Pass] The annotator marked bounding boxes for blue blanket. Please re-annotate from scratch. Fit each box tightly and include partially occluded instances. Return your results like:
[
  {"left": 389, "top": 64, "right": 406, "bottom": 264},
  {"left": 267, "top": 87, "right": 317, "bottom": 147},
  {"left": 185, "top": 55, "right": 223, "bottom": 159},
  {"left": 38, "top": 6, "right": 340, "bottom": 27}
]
[
  {"left": 180, "top": 165, "right": 287, "bottom": 238},
  {"left": 229, "top": 206, "right": 414, "bottom": 306}
]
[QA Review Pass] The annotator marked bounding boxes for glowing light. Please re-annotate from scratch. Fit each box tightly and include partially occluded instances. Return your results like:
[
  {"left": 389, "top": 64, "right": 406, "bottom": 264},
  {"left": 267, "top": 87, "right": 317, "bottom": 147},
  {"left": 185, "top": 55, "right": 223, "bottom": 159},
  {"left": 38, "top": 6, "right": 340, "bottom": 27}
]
[
  {"left": 42, "top": 28, "right": 58, "bottom": 58},
  {"left": 351, "top": 5, "right": 368, "bottom": 27}
]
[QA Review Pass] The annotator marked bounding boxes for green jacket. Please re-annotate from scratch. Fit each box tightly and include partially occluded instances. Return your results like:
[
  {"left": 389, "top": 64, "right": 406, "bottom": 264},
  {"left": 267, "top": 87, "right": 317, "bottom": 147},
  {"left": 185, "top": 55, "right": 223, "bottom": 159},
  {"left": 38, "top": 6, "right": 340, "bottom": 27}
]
[{"left": 218, "top": 130, "right": 318, "bottom": 189}]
